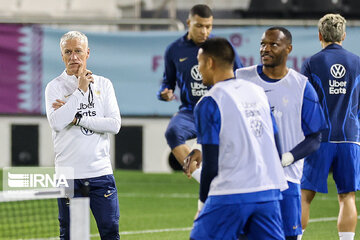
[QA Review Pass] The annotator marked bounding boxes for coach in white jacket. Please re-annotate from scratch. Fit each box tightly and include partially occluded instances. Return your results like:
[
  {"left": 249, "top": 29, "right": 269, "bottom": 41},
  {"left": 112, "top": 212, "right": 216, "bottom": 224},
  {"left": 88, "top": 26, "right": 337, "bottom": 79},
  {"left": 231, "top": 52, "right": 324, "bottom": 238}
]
[{"left": 45, "top": 31, "right": 121, "bottom": 240}]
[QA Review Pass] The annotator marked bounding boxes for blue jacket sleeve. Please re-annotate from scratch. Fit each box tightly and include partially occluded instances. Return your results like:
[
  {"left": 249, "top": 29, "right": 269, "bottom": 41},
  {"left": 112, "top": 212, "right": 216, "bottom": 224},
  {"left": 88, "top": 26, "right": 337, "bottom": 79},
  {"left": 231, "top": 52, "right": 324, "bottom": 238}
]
[
  {"left": 301, "top": 82, "right": 328, "bottom": 135},
  {"left": 194, "top": 96, "right": 221, "bottom": 202},
  {"left": 157, "top": 45, "right": 177, "bottom": 101},
  {"left": 290, "top": 132, "right": 322, "bottom": 161}
]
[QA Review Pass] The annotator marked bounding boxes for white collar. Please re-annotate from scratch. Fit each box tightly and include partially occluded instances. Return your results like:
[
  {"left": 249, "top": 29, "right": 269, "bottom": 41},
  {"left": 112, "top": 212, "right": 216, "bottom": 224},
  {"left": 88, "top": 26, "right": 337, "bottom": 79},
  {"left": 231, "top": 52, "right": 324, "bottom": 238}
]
[{"left": 61, "top": 70, "right": 78, "bottom": 82}]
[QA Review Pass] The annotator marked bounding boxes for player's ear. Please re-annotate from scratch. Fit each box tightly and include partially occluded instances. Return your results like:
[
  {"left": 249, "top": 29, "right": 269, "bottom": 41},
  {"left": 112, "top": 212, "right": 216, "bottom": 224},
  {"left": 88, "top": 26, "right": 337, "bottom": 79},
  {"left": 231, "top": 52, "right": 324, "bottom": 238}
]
[
  {"left": 342, "top": 32, "right": 346, "bottom": 41},
  {"left": 287, "top": 44, "right": 292, "bottom": 54},
  {"left": 86, "top": 48, "right": 90, "bottom": 59},
  {"left": 186, "top": 18, "right": 191, "bottom": 28},
  {"left": 318, "top": 32, "right": 323, "bottom": 42},
  {"left": 207, "top": 56, "right": 214, "bottom": 69}
]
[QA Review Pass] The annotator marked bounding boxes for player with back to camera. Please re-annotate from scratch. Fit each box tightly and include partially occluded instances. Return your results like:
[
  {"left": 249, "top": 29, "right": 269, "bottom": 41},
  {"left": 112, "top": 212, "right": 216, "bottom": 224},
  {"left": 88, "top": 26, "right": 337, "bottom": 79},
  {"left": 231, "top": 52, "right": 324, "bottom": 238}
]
[
  {"left": 235, "top": 26, "right": 328, "bottom": 240},
  {"left": 157, "top": 4, "right": 243, "bottom": 182},
  {"left": 300, "top": 14, "right": 360, "bottom": 240},
  {"left": 190, "top": 37, "right": 288, "bottom": 240},
  {"left": 45, "top": 31, "right": 121, "bottom": 240}
]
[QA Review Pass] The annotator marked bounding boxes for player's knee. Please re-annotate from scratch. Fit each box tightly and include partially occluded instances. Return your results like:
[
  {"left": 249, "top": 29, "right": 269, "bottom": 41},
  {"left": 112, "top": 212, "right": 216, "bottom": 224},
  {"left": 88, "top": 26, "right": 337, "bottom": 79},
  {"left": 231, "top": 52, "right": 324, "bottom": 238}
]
[
  {"left": 165, "top": 125, "right": 178, "bottom": 140},
  {"left": 338, "top": 191, "right": 356, "bottom": 202},
  {"left": 301, "top": 189, "right": 316, "bottom": 204},
  {"left": 165, "top": 126, "right": 184, "bottom": 148}
]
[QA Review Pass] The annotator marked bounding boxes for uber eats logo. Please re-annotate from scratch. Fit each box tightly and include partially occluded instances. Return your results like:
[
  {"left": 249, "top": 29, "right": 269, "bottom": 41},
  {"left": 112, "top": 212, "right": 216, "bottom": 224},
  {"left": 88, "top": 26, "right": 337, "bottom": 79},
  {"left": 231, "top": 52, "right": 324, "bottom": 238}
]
[
  {"left": 190, "top": 65, "right": 208, "bottom": 97},
  {"left": 329, "top": 64, "right": 346, "bottom": 94}
]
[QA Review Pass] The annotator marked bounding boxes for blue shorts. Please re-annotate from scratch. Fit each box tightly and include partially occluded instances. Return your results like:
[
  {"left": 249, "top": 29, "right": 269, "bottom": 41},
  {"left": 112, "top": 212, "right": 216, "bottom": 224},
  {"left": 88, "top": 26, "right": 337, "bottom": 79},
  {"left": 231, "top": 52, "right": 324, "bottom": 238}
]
[
  {"left": 165, "top": 110, "right": 197, "bottom": 149},
  {"left": 58, "top": 175, "right": 120, "bottom": 240},
  {"left": 280, "top": 182, "right": 302, "bottom": 237},
  {"left": 301, "top": 142, "right": 360, "bottom": 194},
  {"left": 190, "top": 195, "right": 285, "bottom": 240}
]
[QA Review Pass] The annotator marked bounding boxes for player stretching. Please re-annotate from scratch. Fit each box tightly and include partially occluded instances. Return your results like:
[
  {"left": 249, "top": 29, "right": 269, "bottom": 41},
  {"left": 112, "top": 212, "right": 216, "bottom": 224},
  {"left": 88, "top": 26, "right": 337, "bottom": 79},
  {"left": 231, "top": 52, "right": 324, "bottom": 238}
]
[
  {"left": 300, "top": 14, "right": 360, "bottom": 240},
  {"left": 236, "top": 27, "right": 327, "bottom": 240},
  {"left": 157, "top": 4, "right": 242, "bottom": 181}
]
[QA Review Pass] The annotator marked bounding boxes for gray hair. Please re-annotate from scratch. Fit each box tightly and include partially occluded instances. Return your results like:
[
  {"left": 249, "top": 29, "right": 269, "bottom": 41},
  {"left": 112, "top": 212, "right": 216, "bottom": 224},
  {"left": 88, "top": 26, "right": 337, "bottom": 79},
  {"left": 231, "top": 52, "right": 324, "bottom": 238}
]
[
  {"left": 318, "top": 14, "right": 346, "bottom": 43},
  {"left": 59, "top": 31, "right": 88, "bottom": 50}
]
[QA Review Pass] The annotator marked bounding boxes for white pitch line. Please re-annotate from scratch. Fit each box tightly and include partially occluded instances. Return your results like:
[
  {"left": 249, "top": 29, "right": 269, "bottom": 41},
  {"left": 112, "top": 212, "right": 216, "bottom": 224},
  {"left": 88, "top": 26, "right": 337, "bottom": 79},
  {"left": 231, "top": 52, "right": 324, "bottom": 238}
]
[
  {"left": 315, "top": 196, "right": 360, "bottom": 201},
  {"left": 309, "top": 215, "right": 360, "bottom": 223},
  {"left": 120, "top": 227, "right": 192, "bottom": 235},
  {"left": 309, "top": 216, "right": 338, "bottom": 223},
  {"left": 89, "top": 227, "right": 192, "bottom": 238}
]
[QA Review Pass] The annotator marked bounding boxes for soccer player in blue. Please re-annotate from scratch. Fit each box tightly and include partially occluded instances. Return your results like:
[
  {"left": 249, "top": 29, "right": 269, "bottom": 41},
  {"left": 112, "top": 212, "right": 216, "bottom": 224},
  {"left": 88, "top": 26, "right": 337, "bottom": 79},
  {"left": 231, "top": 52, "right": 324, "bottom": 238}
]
[
  {"left": 190, "top": 37, "right": 288, "bottom": 240},
  {"left": 236, "top": 27, "right": 328, "bottom": 240},
  {"left": 300, "top": 14, "right": 360, "bottom": 240},
  {"left": 157, "top": 4, "right": 242, "bottom": 181}
]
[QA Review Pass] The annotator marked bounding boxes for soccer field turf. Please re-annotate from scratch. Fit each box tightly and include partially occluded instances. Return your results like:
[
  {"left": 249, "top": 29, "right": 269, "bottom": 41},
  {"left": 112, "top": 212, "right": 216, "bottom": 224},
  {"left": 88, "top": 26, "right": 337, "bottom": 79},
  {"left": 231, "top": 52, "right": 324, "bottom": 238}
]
[
  {"left": 97, "top": 170, "right": 360, "bottom": 240},
  {"left": 0, "top": 169, "right": 359, "bottom": 239}
]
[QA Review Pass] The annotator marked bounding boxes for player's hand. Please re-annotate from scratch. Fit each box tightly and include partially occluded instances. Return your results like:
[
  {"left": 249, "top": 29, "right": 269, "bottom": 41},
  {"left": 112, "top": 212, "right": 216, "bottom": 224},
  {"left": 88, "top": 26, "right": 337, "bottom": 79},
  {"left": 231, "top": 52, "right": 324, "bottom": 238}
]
[
  {"left": 281, "top": 152, "right": 295, "bottom": 167},
  {"left": 52, "top": 99, "right": 66, "bottom": 110},
  {"left": 160, "top": 88, "right": 175, "bottom": 101},
  {"left": 183, "top": 149, "right": 202, "bottom": 178},
  {"left": 77, "top": 65, "right": 94, "bottom": 92}
]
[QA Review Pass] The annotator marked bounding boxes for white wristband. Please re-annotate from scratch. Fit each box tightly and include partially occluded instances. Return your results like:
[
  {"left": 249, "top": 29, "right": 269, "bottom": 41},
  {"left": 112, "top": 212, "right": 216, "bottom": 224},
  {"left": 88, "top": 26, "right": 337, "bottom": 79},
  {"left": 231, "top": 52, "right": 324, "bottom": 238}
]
[
  {"left": 281, "top": 152, "right": 295, "bottom": 167},
  {"left": 198, "top": 199, "right": 204, "bottom": 211}
]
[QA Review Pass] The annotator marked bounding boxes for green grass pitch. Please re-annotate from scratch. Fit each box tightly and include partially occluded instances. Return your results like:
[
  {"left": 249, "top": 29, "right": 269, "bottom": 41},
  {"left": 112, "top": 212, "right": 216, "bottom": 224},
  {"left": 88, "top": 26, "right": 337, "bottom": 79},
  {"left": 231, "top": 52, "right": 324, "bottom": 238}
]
[{"left": 0, "top": 169, "right": 359, "bottom": 239}]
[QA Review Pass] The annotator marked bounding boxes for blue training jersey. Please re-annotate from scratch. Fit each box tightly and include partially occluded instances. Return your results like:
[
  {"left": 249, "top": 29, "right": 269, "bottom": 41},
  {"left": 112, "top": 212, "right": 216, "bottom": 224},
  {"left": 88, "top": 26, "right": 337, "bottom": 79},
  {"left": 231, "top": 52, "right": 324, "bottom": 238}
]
[
  {"left": 301, "top": 44, "right": 360, "bottom": 142},
  {"left": 157, "top": 33, "right": 243, "bottom": 112}
]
